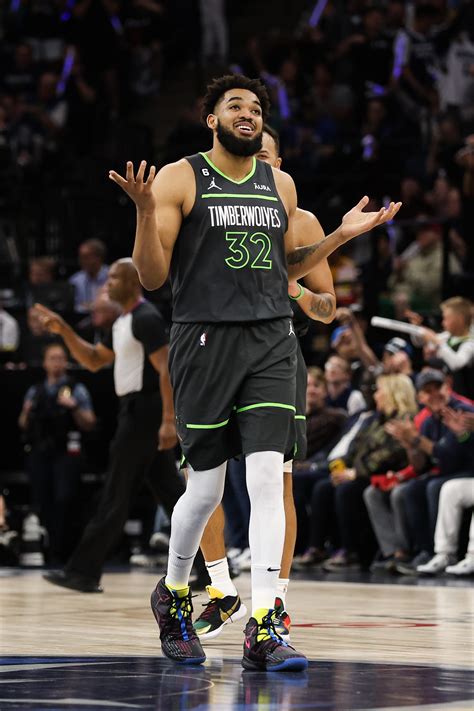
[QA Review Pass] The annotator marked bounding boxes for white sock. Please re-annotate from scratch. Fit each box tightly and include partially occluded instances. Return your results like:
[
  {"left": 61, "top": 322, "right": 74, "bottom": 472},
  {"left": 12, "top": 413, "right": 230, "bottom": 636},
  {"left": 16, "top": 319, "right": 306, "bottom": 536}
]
[
  {"left": 165, "top": 462, "right": 227, "bottom": 589},
  {"left": 276, "top": 577, "right": 289, "bottom": 606},
  {"left": 245, "top": 451, "right": 285, "bottom": 614},
  {"left": 205, "top": 557, "right": 238, "bottom": 597}
]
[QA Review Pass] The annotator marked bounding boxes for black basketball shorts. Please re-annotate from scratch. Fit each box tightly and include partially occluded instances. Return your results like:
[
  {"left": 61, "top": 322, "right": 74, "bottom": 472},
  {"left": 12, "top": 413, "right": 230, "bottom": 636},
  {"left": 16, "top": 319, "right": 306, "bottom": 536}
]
[
  {"left": 168, "top": 318, "right": 298, "bottom": 470},
  {"left": 293, "top": 343, "right": 308, "bottom": 461}
]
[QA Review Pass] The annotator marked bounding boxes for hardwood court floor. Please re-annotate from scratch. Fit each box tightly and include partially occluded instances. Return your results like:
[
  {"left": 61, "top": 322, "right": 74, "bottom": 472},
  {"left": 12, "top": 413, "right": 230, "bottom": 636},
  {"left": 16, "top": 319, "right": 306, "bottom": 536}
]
[{"left": 1, "top": 569, "right": 473, "bottom": 709}]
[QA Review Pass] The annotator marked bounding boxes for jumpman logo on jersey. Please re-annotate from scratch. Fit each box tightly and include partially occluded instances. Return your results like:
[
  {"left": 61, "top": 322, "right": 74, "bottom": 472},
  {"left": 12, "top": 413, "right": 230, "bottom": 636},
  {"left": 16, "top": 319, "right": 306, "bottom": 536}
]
[
  {"left": 288, "top": 320, "right": 295, "bottom": 337},
  {"left": 208, "top": 177, "right": 222, "bottom": 190}
]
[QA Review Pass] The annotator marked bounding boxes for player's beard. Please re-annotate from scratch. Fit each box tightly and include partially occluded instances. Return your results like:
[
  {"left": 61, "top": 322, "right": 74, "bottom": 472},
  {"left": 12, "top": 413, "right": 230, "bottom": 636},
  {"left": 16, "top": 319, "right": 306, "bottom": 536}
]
[{"left": 216, "top": 122, "right": 263, "bottom": 157}]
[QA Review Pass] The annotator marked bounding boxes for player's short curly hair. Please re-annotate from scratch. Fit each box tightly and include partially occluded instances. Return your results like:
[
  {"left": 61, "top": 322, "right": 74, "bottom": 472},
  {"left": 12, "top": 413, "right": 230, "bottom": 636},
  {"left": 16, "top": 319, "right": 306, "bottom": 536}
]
[
  {"left": 201, "top": 74, "right": 271, "bottom": 125},
  {"left": 263, "top": 123, "right": 280, "bottom": 154}
]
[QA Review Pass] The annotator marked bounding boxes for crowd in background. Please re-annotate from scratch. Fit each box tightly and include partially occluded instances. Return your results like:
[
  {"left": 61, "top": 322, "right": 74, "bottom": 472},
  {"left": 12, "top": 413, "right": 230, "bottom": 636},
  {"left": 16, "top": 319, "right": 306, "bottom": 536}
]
[{"left": 0, "top": 0, "right": 473, "bottom": 580}]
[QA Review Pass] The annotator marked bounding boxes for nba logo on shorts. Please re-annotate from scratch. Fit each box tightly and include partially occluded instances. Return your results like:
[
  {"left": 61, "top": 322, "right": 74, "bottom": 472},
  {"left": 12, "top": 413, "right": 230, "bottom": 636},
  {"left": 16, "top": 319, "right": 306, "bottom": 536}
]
[{"left": 200, "top": 332, "right": 207, "bottom": 347}]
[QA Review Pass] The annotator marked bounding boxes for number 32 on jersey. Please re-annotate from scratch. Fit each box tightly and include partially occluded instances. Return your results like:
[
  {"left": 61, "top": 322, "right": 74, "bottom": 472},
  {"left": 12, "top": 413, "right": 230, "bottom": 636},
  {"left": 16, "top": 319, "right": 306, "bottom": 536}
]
[{"left": 225, "top": 231, "right": 272, "bottom": 270}]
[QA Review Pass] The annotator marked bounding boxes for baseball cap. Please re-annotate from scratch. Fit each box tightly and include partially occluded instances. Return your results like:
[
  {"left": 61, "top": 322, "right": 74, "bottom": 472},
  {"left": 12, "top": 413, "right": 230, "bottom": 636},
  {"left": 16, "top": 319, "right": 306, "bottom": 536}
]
[
  {"left": 331, "top": 325, "right": 350, "bottom": 347},
  {"left": 384, "top": 337, "right": 413, "bottom": 357},
  {"left": 415, "top": 369, "right": 445, "bottom": 391}
]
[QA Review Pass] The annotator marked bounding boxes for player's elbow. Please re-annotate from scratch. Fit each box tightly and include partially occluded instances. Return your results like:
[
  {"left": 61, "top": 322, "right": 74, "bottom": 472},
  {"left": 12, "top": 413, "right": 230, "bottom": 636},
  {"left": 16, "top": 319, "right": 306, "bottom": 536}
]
[
  {"left": 138, "top": 271, "right": 165, "bottom": 291},
  {"left": 133, "top": 260, "right": 165, "bottom": 291},
  {"left": 320, "top": 308, "right": 337, "bottom": 325}
]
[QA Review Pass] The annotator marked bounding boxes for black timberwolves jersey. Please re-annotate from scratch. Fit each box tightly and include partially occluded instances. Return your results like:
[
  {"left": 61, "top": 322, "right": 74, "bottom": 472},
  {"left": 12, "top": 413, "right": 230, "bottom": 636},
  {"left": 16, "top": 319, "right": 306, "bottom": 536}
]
[{"left": 170, "top": 152, "right": 292, "bottom": 323}]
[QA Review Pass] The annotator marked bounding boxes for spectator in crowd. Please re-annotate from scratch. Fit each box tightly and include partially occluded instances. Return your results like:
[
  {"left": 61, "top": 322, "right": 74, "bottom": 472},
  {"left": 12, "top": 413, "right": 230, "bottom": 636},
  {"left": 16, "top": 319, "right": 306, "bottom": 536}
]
[
  {"left": 0, "top": 306, "right": 20, "bottom": 353},
  {"left": 417, "top": 476, "right": 474, "bottom": 576},
  {"left": 329, "top": 310, "right": 371, "bottom": 387},
  {"left": 18, "top": 342, "right": 97, "bottom": 563},
  {"left": 419, "top": 297, "right": 474, "bottom": 399},
  {"left": 335, "top": 306, "right": 414, "bottom": 377},
  {"left": 20, "top": 306, "right": 62, "bottom": 367},
  {"left": 324, "top": 355, "right": 366, "bottom": 414},
  {"left": 199, "top": 0, "right": 228, "bottom": 69},
  {"left": 294, "top": 370, "right": 378, "bottom": 566},
  {"left": 316, "top": 373, "right": 418, "bottom": 572},
  {"left": 69, "top": 239, "right": 109, "bottom": 314},
  {"left": 1, "top": 42, "right": 37, "bottom": 100},
  {"left": 23, "top": 257, "right": 57, "bottom": 308},
  {"left": 324, "top": 374, "right": 416, "bottom": 571},
  {"left": 437, "top": 23, "right": 474, "bottom": 122},
  {"left": 392, "top": 3, "right": 439, "bottom": 119},
  {"left": 305, "top": 366, "right": 348, "bottom": 458},
  {"left": 292, "top": 366, "right": 347, "bottom": 556},
  {"left": 386, "top": 369, "right": 474, "bottom": 574},
  {"left": 389, "top": 222, "right": 461, "bottom": 312},
  {"left": 382, "top": 337, "right": 414, "bottom": 377},
  {"left": 416, "top": 403, "right": 474, "bottom": 576},
  {"left": 335, "top": 6, "right": 394, "bottom": 100},
  {"left": 76, "top": 290, "right": 122, "bottom": 344},
  {"left": 327, "top": 251, "right": 359, "bottom": 307}
]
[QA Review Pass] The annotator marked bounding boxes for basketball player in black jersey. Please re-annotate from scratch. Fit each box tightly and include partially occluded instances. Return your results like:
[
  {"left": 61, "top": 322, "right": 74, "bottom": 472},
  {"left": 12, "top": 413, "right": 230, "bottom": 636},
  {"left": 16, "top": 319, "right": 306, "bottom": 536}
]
[
  {"left": 194, "top": 124, "right": 337, "bottom": 641},
  {"left": 109, "top": 74, "right": 401, "bottom": 670}
]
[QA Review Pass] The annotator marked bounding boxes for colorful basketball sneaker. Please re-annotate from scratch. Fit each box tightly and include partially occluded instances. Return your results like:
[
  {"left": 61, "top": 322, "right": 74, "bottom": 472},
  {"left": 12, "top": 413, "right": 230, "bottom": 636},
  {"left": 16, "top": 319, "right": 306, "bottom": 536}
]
[
  {"left": 193, "top": 585, "right": 247, "bottom": 639},
  {"left": 242, "top": 609, "right": 308, "bottom": 672},
  {"left": 150, "top": 577, "right": 206, "bottom": 664},
  {"left": 273, "top": 596, "right": 291, "bottom": 641}
]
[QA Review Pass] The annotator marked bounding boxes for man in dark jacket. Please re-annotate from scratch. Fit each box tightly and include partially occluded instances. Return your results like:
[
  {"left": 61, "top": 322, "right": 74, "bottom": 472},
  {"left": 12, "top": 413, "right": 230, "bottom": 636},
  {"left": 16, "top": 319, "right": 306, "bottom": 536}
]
[{"left": 386, "top": 369, "right": 474, "bottom": 573}]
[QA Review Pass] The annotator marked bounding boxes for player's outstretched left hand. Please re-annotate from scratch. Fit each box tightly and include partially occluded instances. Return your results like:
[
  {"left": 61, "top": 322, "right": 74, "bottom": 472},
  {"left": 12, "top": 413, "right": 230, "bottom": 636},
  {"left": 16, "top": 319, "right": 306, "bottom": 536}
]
[{"left": 340, "top": 196, "right": 401, "bottom": 243}]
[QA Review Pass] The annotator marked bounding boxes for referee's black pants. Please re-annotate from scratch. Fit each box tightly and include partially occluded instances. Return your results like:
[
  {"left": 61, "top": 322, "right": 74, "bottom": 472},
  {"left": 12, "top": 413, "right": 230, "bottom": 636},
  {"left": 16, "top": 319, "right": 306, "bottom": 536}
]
[{"left": 66, "top": 391, "right": 184, "bottom": 582}]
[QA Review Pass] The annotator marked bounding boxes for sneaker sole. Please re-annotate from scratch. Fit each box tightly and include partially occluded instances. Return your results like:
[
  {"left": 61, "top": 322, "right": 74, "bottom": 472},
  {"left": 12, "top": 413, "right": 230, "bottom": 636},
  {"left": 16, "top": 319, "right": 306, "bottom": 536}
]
[
  {"left": 150, "top": 590, "right": 206, "bottom": 665},
  {"left": 196, "top": 603, "right": 248, "bottom": 640},
  {"left": 242, "top": 655, "right": 308, "bottom": 672},
  {"left": 164, "top": 653, "right": 206, "bottom": 665}
]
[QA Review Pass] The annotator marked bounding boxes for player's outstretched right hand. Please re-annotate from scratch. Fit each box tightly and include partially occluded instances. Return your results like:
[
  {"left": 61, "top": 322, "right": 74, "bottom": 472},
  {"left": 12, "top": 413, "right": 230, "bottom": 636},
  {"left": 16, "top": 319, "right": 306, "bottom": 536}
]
[
  {"left": 33, "top": 303, "right": 66, "bottom": 335},
  {"left": 108, "top": 161, "right": 157, "bottom": 213}
]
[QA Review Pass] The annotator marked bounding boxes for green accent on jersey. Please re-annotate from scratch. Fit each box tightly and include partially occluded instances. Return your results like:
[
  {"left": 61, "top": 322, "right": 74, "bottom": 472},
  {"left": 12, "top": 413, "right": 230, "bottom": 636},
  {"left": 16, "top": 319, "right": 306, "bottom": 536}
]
[
  {"left": 200, "top": 152, "right": 256, "bottom": 184},
  {"left": 250, "top": 232, "right": 272, "bottom": 269},
  {"left": 225, "top": 232, "right": 250, "bottom": 269},
  {"left": 201, "top": 193, "right": 278, "bottom": 201},
  {"left": 236, "top": 402, "right": 296, "bottom": 414},
  {"left": 295, "top": 415, "right": 306, "bottom": 420},
  {"left": 186, "top": 419, "right": 230, "bottom": 429},
  {"left": 224, "top": 231, "right": 273, "bottom": 270}
]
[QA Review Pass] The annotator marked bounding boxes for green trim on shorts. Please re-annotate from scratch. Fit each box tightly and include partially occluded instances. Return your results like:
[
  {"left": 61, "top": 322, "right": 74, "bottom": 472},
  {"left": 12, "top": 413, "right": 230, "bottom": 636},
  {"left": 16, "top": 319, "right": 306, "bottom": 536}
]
[
  {"left": 186, "top": 419, "right": 230, "bottom": 429},
  {"left": 295, "top": 415, "right": 306, "bottom": 420},
  {"left": 236, "top": 402, "right": 296, "bottom": 414}
]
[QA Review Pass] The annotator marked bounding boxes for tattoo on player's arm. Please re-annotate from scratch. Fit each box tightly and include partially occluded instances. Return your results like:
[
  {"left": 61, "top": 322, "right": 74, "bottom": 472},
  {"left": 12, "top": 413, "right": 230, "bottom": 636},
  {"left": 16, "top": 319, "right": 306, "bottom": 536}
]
[
  {"left": 287, "top": 242, "right": 321, "bottom": 266},
  {"left": 310, "top": 294, "right": 334, "bottom": 319}
]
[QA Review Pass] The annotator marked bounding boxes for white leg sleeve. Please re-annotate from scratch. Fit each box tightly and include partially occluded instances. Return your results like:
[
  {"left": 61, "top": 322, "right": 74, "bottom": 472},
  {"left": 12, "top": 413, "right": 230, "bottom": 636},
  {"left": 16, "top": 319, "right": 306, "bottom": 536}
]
[
  {"left": 166, "top": 462, "right": 227, "bottom": 588},
  {"left": 245, "top": 451, "right": 285, "bottom": 613}
]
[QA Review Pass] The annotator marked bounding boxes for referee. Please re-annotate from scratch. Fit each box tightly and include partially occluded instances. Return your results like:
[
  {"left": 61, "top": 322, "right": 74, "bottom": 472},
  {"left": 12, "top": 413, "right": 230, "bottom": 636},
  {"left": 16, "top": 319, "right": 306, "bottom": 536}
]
[{"left": 35, "top": 259, "right": 182, "bottom": 592}]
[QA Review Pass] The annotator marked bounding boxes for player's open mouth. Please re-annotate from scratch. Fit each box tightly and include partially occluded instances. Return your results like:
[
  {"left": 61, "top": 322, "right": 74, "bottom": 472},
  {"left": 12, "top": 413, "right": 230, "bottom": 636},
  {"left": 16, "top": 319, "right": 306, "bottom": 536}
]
[{"left": 235, "top": 122, "right": 255, "bottom": 136}]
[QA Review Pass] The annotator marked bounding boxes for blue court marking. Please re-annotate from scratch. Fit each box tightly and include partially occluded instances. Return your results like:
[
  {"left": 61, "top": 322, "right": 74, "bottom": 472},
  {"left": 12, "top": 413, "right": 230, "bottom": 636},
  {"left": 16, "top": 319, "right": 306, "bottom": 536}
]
[{"left": 0, "top": 656, "right": 472, "bottom": 710}]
